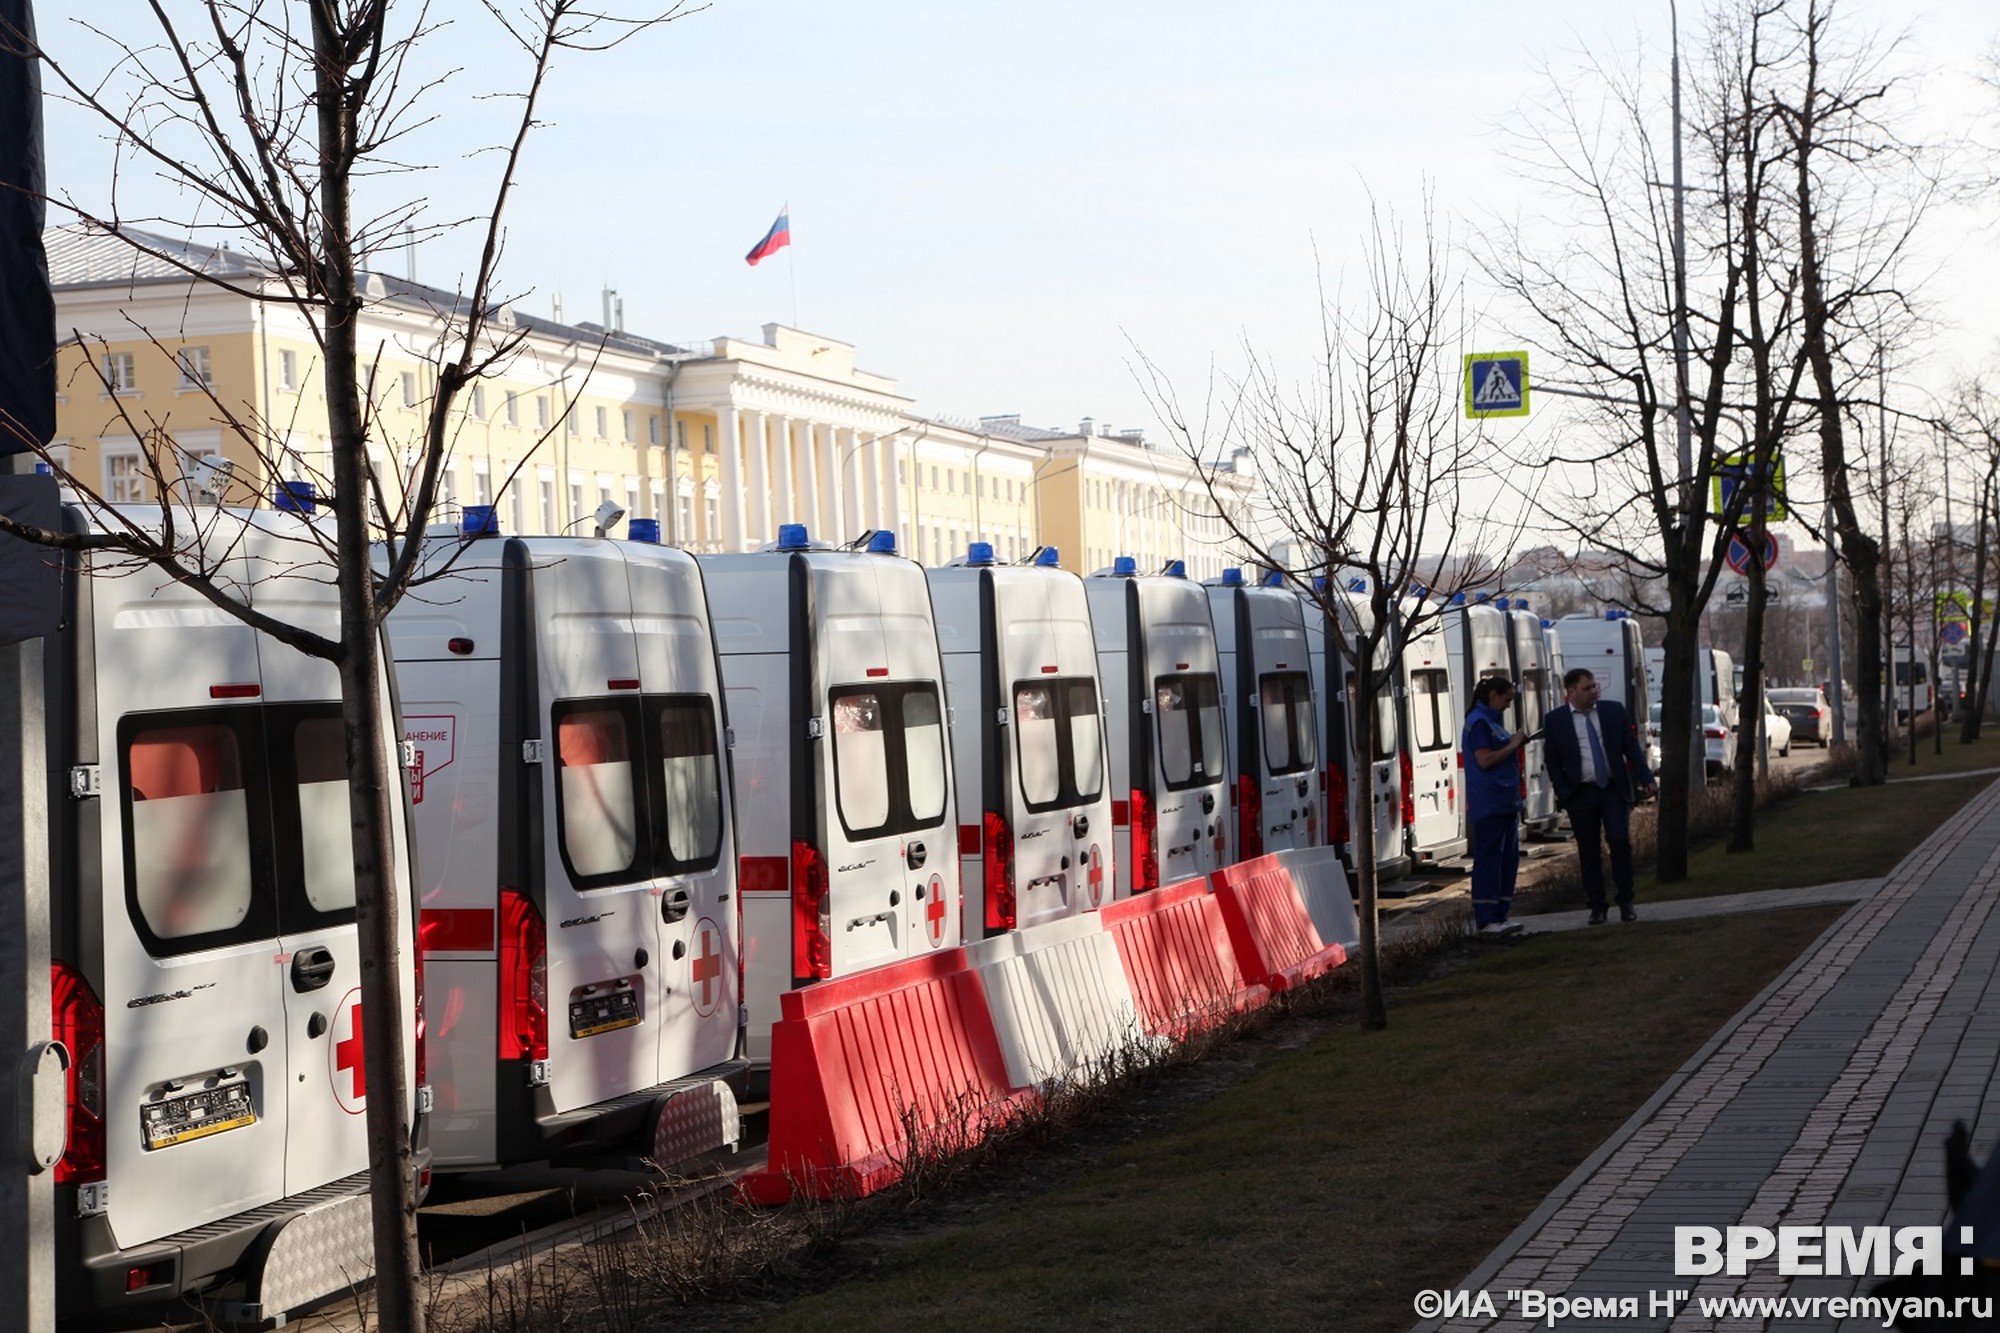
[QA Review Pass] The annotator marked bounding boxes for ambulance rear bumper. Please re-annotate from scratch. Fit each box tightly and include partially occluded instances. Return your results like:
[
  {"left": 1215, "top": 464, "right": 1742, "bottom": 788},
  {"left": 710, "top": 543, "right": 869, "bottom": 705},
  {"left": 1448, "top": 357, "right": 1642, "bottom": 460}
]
[{"left": 526, "top": 1058, "right": 752, "bottom": 1168}]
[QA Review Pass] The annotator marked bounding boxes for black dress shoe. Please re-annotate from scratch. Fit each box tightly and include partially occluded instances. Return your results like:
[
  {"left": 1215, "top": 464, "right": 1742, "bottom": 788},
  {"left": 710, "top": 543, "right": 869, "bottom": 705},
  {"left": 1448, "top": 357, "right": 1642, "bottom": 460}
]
[
  {"left": 1588, "top": 908, "right": 1608, "bottom": 925},
  {"left": 1619, "top": 904, "right": 1638, "bottom": 923}
]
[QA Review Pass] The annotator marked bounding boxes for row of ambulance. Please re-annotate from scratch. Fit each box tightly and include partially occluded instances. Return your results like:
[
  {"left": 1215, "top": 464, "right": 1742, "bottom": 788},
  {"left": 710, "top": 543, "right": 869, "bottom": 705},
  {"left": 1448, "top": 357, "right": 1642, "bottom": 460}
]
[{"left": 31, "top": 494, "right": 1658, "bottom": 1325}]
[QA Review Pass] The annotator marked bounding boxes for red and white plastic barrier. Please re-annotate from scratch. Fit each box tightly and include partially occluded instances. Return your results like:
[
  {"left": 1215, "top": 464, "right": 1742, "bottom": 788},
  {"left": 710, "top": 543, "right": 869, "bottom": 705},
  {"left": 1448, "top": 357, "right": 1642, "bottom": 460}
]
[
  {"left": 1210, "top": 853, "right": 1347, "bottom": 993},
  {"left": 964, "top": 911, "right": 1158, "bottom": 1089},
  {"left": 745, "top": 849, "right": 1353, "bottom": 1204},
  {"left": 738, "top": 948, "right": 1034, "bottom": 1203}
]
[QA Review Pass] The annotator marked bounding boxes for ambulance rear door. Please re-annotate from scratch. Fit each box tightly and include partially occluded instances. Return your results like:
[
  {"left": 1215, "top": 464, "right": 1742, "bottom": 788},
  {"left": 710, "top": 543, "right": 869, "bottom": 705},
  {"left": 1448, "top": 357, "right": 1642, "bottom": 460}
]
[
  {"left": 624, "top": 548, "right": 736, "bottom": 1079},
  {"left": 94, "top": 519, "right": 291, "bottom": 1247},
  {"left": 530, "top": 542, "right": 664, "bottom": 1116},
  {"left": 1142, "top": 582, "right": 1228, "bottom": 881},
  {"left": 1243, "top": 587, "right": 1319, "bottom": 855}
]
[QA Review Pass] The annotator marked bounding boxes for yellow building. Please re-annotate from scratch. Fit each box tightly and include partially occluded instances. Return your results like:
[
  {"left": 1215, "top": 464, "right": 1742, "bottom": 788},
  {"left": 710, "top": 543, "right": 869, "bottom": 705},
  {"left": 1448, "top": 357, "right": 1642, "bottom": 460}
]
[{"left": 45, "top": 226, "right": 1253, "bottom": 573}]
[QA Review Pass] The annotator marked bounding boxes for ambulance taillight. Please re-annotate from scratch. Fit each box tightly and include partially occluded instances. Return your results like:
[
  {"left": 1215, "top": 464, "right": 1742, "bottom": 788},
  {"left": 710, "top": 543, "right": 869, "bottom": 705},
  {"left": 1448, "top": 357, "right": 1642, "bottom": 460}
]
[
  {"left": 1130, "top": 787, "right": 1159, "bottom": 892},
  {"left": 497, "top": 889, "right": 549, "bottom": 1062},
  {"left": 1399, "top": 750, "right": 1415, "bottom": 827},
  {"left": 982, "top": 810, "right": 1016, "bottom": 933},
  {"left": 1325, "top": 764, "right": 1350, "bottom": 845},
  {"left": 1236, "top": 775, "right": 1263, "bottom": 860},
  {"left": 50, "top": 960, "right": 105, "bottom": 1185},
  {"left": 791, "top": 841, "right": 831, "bottom": 981}
]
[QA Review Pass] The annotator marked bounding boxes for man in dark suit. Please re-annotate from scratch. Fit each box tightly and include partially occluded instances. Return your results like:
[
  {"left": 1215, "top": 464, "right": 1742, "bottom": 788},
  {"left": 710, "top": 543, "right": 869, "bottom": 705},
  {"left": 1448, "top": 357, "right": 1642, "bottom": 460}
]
[{"left": 1543, "top": 667, "right": 1657, "bottom": 923}]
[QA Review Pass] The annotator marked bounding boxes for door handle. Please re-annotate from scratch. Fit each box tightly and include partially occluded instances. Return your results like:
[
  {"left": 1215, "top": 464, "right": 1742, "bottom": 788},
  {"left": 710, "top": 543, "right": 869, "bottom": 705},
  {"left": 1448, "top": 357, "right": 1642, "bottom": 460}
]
[
  {"left": 290, "top": 946, "right": 336, "bottom": 993},
  {"left": 1071, "top": 813, "right": 1090, "bottom": 839},
  {"left": 1200, "top": 792, "right": 1216, "bottom": 815},
  {"left": 906, "top": 841, "right": 927, "bottom": 870},
  {"left": 662, "top": 888, "right": 692, "bottom": 924}
]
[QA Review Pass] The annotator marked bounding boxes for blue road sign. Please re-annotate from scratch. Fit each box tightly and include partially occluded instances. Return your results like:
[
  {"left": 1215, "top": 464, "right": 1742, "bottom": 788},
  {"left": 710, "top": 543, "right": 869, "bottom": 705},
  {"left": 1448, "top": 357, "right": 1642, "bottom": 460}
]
[
  {"left": 1942, "top": 621, "right": 1969, "bottom": 648},
  {"left": 1463, "top": 352, "right": 1530, "bottom": 419}
]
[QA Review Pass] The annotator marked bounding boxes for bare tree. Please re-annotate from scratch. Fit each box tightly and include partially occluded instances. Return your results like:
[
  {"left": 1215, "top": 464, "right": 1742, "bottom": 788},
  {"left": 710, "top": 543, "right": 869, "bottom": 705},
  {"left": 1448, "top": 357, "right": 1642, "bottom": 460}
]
[
  {"left": 0, "top": 5, "right": 683, "bottom": 1329},
  {"left": 1954, "top": 384, "right": 2000, "bottom": 739},
  {"left": 1144, "top": 204, "right": 1525, "bottom": 1029}
]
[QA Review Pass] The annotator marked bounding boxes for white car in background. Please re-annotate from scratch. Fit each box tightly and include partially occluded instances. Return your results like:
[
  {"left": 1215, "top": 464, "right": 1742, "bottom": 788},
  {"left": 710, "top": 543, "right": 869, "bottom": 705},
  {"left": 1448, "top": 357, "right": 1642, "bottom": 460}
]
[
  {"left": 1758, "top": 693, "right": 1793, "bottom": 759},
  {"left": 1651, "top": 702, "right": 1738, "bottom": 779}
]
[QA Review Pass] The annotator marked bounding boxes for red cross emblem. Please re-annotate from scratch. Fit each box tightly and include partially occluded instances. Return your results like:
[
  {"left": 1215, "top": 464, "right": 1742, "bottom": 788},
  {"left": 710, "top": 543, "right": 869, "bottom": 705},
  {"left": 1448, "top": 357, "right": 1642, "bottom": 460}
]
[
  {"left": 925, "top": 875, "right": 947, "bottom": 947},
  {"left": 1087, "top": 844, "right": 1104, "bottom": 907},
  {"left": 691, "top": 919, "right": 723, "bottom": 1016},
  {"left": 330, "top": 989, "right": 367, "bottom": 1115}
]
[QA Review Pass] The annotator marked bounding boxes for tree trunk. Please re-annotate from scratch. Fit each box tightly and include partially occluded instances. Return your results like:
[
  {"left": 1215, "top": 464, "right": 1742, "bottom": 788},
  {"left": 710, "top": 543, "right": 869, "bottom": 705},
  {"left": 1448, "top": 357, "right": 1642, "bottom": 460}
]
[
  {"left": 1958, "top": 478, "right": 1987, "bottom": 743},
  {"left": 1653, "top": 586, "right": 1704, "bottom": 881},
  {"left": 1350, "top": 629, "right": 1386, "bottom": 1031},
  {"left": 1728, "top": 524, "right": 1771, "bottom": 850},
  {"left": 312, "top": 7, "right": 424, "bottom": 1328}
]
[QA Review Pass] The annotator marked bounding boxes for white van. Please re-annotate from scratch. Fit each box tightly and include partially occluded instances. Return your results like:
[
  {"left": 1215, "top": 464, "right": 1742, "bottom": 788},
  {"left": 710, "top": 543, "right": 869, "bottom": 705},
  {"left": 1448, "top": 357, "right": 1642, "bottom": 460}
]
[
  {"left": 929, "top": 545, "right": 1115, "bottom": 930},
  {"left": 1499, "top": 600, "right": 1560, "bottom": 837},
  {"left": 1085, "top": 558, "right": 1231, "bottom": 896},
  {"left": 35, "top": 498, "right": 425, "bottom": 1324},
  {"left": 1205, "top": 569, "right": 1323, "bottom": 859},
  {"left": 702, "top": 526, "right": 960, "bottom": 1066},
  {"left": 1440, "top": 597, "right": 1517, "bottom": 847},
  {"left": 1304, "top": 579, "right": 1409, "bottom": 884},
  {"left": 1394, "top": 610, "right": 1465, "bottom": 863},
  {"left": 385, "top": 514, "right": 747, "bottom": 1173},
  {"left": 1644, "top": 641, "right": 1730, "bottom": 727}
]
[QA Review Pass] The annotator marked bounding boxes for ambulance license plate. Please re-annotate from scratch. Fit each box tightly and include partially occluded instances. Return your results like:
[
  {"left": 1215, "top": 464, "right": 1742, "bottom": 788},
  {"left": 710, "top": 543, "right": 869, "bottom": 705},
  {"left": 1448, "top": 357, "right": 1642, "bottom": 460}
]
[
  {"left": 143, "top": 1081, "right": 255, "bottom": 1150},
  {"left": 570, "top": 987, "right": 640, "bottom": 1039}
]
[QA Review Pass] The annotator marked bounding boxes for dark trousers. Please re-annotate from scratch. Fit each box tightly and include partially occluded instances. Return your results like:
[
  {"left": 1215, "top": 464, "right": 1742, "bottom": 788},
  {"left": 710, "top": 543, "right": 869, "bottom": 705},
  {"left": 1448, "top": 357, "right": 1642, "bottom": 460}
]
[
  {"left": 1470, "top": 812, "right": 1520, "bottom": 926},
  {"left": 1565, "top": 784, "right": 1634, "bottom": 910}
]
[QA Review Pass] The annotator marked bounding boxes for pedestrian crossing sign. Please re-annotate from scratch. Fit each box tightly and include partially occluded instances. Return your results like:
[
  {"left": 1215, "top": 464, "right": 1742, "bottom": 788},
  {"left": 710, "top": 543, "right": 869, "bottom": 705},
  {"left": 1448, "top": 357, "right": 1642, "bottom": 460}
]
[{"left": 1464, "top": 352, "right": 1530, "bottom": 419}]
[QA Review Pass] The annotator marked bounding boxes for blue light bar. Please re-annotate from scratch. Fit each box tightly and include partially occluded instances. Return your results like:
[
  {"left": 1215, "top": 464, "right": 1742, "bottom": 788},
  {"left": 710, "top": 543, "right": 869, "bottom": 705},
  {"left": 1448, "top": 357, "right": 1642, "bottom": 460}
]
[
  {"left": 461, "top": 504, "right": 498, "bottom": 536},
  {"left": 777, "top": 523, "right": 810, "bottom": 550},
  {"left": 627, "top": 518, "right": 660, "bottom": 543}
]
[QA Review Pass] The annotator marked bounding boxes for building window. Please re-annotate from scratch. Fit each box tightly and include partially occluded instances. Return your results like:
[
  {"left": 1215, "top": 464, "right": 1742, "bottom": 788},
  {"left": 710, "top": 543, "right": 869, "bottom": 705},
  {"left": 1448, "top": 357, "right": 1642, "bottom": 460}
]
[
  {"left": 596, "top": 406, "right": 608, "bottom": 438},
  {"left": 277, "top": 349, "right": 297, "bottom": 391},
  {"left": 621, "top": 409, "right": 633, "bottom": 443},
  {"left": 474, "top": 461, "right": 492, "bottom": 507},
  {"left": 470, "top": 383, "right": 486, "bottom": 419},
  {"left": 535, "top": 396, "right": 549, "bottom": 430},
  {"left": 566, "top": 405, "right": 579, "bottom": 437},
  {"left": 176, "top": 346, "right": 211, "bottom": 390},
  {"left": 704, "top": 494, "right": 718, "bottom": 541},
  {"left": 104, "top": 448, "right": 147, "bottom": 503},
  {"left": 569, "top": 477, "right": 585, "bottom": 525},
  {"left": 650, "top": 415, "right": 661, "bottom": 446},
  {"left": 626, "top": 480, "right": 641, "bottom": 521},
  {"left": 946, "top": 470, "right": 955, "bottom": 495},
  {"left": 539, "top": 478, "right": 556, "bottom": 532},
  {"left": 104, "top": 351, "right": 137, "bottom": 393},
  {"left": 400, "top": 372, "right": 418, "bottom": 408},
  {"left": 679, "top": 492, "right": 695, "bottom": 539},
  {"left": 506, "top": 391, "right": 519, "bottom": 426},
  {"left": 440, "top": 467, "right": 456, "bottom": 506},
  {"left": 702, "top": 423, "right": 713, "bottom": 452},
  {"left": 510, "top": 476, "right": 526, "bottom": 533}
]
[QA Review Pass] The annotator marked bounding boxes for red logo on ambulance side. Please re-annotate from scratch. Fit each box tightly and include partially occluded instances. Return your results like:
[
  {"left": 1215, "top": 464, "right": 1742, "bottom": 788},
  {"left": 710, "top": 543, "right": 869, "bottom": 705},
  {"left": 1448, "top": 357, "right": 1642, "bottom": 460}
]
[
  {"left": 925, "top": 874, "right": 947, "bottom": 948},
  {"left": 403, "top": 715, "right": 456, "bottom": 805},
  {"left": 328, "top": 986, "right": 367, "bottom": 1116},
  {"left": 690, "top": 917, "right": 726, "bottom": 1017},
  {"left": 1087, "top": 844, "right": 1104, "bottom": 907}
]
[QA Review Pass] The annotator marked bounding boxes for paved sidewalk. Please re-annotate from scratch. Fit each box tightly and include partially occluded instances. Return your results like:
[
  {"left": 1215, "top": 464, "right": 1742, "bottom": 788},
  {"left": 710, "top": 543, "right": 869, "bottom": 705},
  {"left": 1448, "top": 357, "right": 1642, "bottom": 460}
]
[{"left": 1419, "top": 772, "right": 2000, "bottom": 1332}]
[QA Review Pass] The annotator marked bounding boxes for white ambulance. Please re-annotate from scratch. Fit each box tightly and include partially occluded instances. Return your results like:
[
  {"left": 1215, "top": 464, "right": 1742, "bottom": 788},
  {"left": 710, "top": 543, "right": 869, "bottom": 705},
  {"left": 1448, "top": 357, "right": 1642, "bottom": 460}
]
[
  {"left": 1394, "top": 606, "right": 1466, "bottom": 863},
  {"left": 33, "top": 496, "right": 425, "bottom": 1325},
  {"left": 1204, "top": 569, "right": 1322, "bottom": 859},
  {"left": 1500, "top": 599, "right": 1561, "bottom": 837},
  {"left": 929, "top": 544, "right": 1114, "bottom": 932},
  {"left": 700, "top": 525, "right": 960, "bottom": 1066},
  {"left": 1566, "top": 610, "right": 1656, "bottom": 723},
  {"left": 1441, "top": 595, "right": 1518, "bottom": 844},
  {"left": 385, "top": 512, "right": 747, "bottom": 1172},
  {"left": 1303, "top": 578, "right": 1409, "bottom": 885},
  {"left": 1085, "top": 558, "right": 1231, "bottom": 896}
]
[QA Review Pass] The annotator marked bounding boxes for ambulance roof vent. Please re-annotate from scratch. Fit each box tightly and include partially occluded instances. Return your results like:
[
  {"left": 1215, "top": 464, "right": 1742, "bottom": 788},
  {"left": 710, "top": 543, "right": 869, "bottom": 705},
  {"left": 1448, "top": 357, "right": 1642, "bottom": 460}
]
[
  {"left": 777, "top": 523, "right": 810, "bottom": 550},
  {"left": 965, "top": 541, "right": 995, "bottom": 566},
  {"left": 462, "top": 505, "right": 500, "bottom": 537},
  {"left": 1163, "top": 559, "right": 1187, "bottom": 579},
  {"left": 627, "top": 518, "right": 661, "bottom": 544},
  {"left": 1033, "top": 546, "right": 1061, "bottom": 568},
  {"left": 867, "top": 529, "right": 898, "bottom": 554},
  {"left": 274, "top": 480, "right": 317, "bottom": 514},
  {"left": 1219, "top": 567, "right": 1243, "bottom": 586},
  {"left": 1112, "top": 555, "right": 1137, "bottom": 577}
]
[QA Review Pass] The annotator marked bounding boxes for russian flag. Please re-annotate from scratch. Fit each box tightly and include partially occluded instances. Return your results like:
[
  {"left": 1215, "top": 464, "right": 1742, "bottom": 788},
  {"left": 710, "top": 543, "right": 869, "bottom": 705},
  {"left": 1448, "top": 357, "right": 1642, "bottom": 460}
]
[{"left": 744, "top": 207, "right": 790, "bottom": 267}]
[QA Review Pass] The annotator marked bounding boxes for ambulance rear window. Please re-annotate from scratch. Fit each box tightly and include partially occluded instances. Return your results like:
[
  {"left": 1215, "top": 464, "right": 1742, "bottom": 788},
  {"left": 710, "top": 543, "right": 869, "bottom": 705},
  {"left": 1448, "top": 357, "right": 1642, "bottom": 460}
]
[
  {"left": 829, "top": 682, "right": 949, "bottom": 840},
  {"left": 1155, "top": 673, "right": 1223, "bottom": 792},
  {"left": 1014, "top": 677, "right": 1105, "bottom": 812},
  {"left": 1258, "top": 671, "right": 1318, "bottom": 775},
  {"left": 122, "top": 715, "right": 270, "bottom": 949},
  {"left": 553, "top": 702, "right": 643, "bottom": 885},
  {"left": 655, "top": 699, "right": 723, "bottom": 868},
  {"left": 287, "top": 714, "right": 358, "bottom": 914},
  {"left": 1408, "top": 668, "right": 1451, "bottom": 754}
]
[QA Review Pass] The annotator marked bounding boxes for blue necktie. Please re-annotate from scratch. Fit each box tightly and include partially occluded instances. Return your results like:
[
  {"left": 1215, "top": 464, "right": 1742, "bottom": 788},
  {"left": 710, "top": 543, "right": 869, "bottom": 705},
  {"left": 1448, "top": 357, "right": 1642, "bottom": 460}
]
[{"left": 1586, "top": 713, "right": 1610, "bottom": 788}]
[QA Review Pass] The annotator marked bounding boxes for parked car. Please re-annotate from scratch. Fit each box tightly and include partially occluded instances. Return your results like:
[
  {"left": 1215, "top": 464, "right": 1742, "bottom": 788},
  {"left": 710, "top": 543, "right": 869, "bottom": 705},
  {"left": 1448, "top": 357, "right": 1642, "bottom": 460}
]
[
  {"left": 1759, "top": 693, "right": 1792, "bottom": 759},
  {"left": 1651, "top": 702, "right": 1737, "bottom": 779},
  {"left": 1768, "top": 687, "right": 1829, "bottom": 747}
]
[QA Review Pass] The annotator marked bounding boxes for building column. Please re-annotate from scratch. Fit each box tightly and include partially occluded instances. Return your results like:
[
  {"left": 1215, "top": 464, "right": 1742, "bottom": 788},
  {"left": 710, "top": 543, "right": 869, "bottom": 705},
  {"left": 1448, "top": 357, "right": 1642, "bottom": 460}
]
[
  {"left": 718, "top": 405, "right": 745, "bottom": 551},
  {"left": 792, "top": 417, "right": 819, "bottom": 541},
  {"left": 743, "top": 410, "right": 769, "bottom": 546},
  {"left": 766, "top": 411, "right": 792, "bottom": 536},
  {"left": 821, "top": 423, "right": 845, "bottom": 544},
  {"left": 851, "top": 428, "right": 875, "bottom": 537},
  {"left": 881, "top": 435, "right": 903, "bottom": 550}
]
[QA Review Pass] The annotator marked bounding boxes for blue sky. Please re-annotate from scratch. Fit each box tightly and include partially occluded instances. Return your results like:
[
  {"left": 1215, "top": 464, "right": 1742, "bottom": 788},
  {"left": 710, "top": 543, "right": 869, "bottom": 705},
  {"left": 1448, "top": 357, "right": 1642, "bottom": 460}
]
[{"left": 39, "top": 1, "right": 2000, "bottom": 458}]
